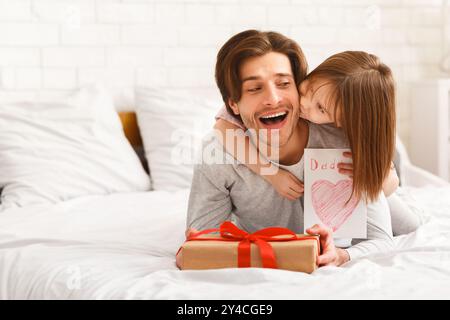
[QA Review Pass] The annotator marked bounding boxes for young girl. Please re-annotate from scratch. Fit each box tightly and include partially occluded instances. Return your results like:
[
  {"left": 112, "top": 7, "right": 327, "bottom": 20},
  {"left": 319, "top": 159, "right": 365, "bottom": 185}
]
[{"left": 214, "top": 50, "right": 424, "bottom": 236}]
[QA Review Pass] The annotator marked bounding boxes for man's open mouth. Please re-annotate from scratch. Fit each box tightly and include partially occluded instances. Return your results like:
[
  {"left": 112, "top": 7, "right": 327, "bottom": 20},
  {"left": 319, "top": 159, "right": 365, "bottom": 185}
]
[{"left": 259, "top": 111, "right": 288, "bottom": 128}]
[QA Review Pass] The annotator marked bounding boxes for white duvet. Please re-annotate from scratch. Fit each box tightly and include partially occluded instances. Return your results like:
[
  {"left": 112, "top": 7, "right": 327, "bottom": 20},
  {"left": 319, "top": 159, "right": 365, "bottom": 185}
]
[{"left": 0, "top": 186, "right": 450, "bottom": 300}]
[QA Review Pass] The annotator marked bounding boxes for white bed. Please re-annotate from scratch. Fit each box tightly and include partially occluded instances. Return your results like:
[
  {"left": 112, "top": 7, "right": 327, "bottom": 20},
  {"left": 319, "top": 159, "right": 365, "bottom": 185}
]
[
  {"left": 1, "top": 179, "right": 450, "bottom": 299},
  {"left": 1, "top": 86, "right": 450, "bottom": 300}
]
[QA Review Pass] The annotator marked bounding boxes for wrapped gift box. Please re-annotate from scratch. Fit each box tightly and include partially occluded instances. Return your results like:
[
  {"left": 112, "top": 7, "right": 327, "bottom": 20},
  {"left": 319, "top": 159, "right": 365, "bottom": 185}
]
[{"left": 177, "top": 222, "right": 320, "bottom": 273}]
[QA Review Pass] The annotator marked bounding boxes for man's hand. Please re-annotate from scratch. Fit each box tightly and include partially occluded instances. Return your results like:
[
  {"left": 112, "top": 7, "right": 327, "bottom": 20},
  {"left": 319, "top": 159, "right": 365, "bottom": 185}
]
[
  {"left": 306, "top": 224, "right": 350, "bottom": 267},
  {"left": 185, "top": 228, "right": 198, "bottom": 239}
]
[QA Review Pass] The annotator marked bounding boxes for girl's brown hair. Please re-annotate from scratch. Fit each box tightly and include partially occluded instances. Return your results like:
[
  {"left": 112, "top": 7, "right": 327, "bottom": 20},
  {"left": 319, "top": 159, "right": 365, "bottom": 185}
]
[
  {"left": 215, "top": 30, "right": 308, "bottom": 119},
  {"left": 307, "top": 51, "right": 396, "bottom": 203}
]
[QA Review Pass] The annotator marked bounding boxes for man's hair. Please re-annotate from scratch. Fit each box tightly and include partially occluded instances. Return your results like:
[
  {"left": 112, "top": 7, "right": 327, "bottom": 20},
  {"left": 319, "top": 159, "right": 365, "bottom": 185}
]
[{"left": 215, "top": 30, "right": 308, "bottom": 120}]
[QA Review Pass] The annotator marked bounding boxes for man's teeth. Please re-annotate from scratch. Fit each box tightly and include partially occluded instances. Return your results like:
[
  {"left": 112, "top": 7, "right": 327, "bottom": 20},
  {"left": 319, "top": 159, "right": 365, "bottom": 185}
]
[{"left": 260, "top": 111, "right": 287, "bottom": 119}]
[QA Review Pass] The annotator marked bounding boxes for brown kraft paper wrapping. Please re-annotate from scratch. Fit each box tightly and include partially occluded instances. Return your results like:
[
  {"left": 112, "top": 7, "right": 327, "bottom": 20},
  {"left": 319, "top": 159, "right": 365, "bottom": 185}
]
[{"left": 178, "top": 234, "right": 319, "bottom": 273}]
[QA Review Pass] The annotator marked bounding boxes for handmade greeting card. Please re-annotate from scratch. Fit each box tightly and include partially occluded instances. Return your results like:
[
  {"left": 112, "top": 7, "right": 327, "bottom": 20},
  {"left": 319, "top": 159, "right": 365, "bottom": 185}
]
[{"left": 304, "top": 148, "right": 367, "bottom": 239}]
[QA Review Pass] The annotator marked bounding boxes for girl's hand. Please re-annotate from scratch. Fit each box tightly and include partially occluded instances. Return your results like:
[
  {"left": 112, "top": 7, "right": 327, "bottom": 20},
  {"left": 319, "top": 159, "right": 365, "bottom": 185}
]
[
  {"left": 306, "top": 224, "right": 350, "bottom": 267},
  {"left": 338, "top": 151, "right": 353, "bottom": 178},
  {"left": 264, "top": 169, "right": 304, "bottom": 201}
]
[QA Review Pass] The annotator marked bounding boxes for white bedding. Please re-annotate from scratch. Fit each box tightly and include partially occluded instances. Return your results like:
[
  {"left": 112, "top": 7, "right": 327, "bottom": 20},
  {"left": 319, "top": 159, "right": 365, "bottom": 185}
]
[{"left": 0, "top": 186, "right": 450, "bottom": 300}]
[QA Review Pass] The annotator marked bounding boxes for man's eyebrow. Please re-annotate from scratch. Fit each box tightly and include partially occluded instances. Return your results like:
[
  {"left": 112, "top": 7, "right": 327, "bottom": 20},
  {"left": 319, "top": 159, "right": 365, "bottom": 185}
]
[
  {"left": 275, "top": 73, "right": 293, "bottom": 78},
  {"left": 242, "top": 73, "right": 293, "bottom": 82},
  {"left": 242, "top": 76, "right": 261, "bottom": 83}
]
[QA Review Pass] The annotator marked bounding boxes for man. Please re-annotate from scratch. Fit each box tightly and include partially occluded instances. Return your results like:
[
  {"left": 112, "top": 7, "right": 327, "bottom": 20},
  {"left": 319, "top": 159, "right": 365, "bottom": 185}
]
[{"left": 184, "top": 30, "right": 393, "bottom": 267}]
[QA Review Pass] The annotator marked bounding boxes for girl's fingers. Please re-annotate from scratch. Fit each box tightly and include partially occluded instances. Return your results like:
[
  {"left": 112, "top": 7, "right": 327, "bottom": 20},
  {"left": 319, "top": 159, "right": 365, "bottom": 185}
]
[
  {"left": 289, "top": 183, "right": 304, "bottom": 194},
  {"left": 288, "top": 173, "right": 304, "bottom": 187},
  {"left": 343, "top": 152, "right": 352, "bottom": 158},
  {"left": 289, "top": 191, "right": 302, "bottom": 198},
  {"left": 337, "top": 162, "right": 353, "bottom": 169},
  {"left": 285, "top": 194, "right": 297, "bottom": 201},
  {"left": 288, "top": 193, "right": 301, "bottom": 200},
  {"left": 338, "top": 162, "right": 353, "bottom": 176},
  {"left": 287, "top": 189, "right": 301, "bottom": 199},
  {"left": 339, "top": 168, "right": 353, "bottom": 175},
  {"left": 280, "top": 191, "right": 296, "bottom": 201},
  {"left": 289, "top": 185, "right": 305, "bottom": 194}
]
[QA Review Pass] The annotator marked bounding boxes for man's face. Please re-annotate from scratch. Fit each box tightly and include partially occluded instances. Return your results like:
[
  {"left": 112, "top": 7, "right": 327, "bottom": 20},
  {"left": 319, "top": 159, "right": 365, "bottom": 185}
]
[{"left": 228, "top": 52, "right": 300, "bottom": 147}]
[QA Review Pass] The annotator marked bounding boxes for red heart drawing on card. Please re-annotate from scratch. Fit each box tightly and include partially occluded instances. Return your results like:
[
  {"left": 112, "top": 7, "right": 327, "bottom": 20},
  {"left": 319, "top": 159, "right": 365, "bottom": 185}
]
[{"left": 311, "top": 179, "right": 359, "bottom": 231}]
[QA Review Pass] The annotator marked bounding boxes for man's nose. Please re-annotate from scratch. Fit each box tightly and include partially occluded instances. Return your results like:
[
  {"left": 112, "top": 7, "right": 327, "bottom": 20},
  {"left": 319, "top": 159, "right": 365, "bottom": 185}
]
[{"left": 263, "top": 85, "right": 282, "bottom": 106}]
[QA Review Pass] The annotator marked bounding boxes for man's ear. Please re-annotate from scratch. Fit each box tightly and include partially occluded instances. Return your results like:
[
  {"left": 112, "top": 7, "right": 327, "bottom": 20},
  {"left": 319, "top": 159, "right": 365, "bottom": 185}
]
[{"left": 228, "top": 99, "right": 240, "bottom": 116}]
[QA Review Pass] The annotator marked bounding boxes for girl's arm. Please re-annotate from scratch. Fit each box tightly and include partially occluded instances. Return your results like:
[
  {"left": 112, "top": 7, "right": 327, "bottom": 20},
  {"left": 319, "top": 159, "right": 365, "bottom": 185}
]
[
  {"left": 382, "top": 163, "right": 400, "bottom": 197},
  {"left": 214, "top": 119, "right": 304, "bottom": 201}
]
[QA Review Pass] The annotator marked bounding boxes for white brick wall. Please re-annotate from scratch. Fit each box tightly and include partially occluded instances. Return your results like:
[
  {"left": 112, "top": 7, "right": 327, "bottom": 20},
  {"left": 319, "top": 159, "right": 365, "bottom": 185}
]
[
  {"left": 0, "top": 0, "right": 448, "bottom": 149},
  {"left": 0, "top": 23, "right": 59, "bottom": 46},
  {"left": 61, "top": 25, "right": 120, "bottom": 45},
  {"left": 42, "top": 47, "right": 105, "bottom": 67},
  {"left": 97, "top": 2, "right": 153, "bottom": 23}
]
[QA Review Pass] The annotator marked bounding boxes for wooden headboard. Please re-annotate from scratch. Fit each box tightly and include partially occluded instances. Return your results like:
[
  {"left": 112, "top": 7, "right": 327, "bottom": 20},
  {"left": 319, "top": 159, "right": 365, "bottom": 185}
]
[
  {"left": 118, "top": 111, "right": 149, "bottom": 172},
  {"left": 118, "top": 111, "right": 143, "bottom": 148}
]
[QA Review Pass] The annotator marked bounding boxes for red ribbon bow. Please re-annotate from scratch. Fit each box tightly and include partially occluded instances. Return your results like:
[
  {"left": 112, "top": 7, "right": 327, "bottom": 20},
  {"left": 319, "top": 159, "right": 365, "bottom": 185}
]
[{"left": 181, "top": 221, "right": 319, "bottom": 269}]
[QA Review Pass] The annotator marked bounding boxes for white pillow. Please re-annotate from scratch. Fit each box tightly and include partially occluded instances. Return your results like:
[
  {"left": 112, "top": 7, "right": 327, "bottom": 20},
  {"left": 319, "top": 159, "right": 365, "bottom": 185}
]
[
  {"left": 0, "top": 85, "right": 151, "bottom": 210},
  {"left": 135, "top": 87, "right": 221, "bottom": 191}
]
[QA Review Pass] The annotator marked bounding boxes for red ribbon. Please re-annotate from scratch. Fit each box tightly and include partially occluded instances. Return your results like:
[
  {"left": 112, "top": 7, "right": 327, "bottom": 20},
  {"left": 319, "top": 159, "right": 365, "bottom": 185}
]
[{"left": 179, "top": 221, "right": 320, "bottom": 269}]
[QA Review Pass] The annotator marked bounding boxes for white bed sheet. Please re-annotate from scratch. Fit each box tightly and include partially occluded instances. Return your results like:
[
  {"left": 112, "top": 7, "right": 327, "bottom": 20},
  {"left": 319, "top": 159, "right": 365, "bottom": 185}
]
[{"left": 0, "top": 186, "right": 450, "bottom": 300}]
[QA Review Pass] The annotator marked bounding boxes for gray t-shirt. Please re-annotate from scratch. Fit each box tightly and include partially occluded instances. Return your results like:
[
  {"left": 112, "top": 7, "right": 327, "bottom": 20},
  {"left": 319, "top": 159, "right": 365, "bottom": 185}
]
[{"left": 186, "top": 122, "right": 394, "bottom": 261}]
